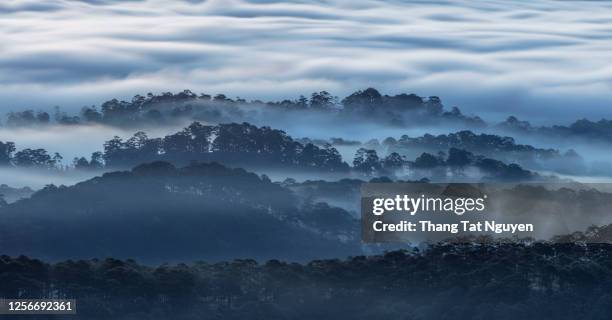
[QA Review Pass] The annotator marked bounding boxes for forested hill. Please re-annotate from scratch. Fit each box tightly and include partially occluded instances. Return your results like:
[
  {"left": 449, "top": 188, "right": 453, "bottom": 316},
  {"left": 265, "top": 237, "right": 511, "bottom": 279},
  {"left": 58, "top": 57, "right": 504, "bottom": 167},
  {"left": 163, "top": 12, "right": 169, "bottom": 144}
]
[
  {"left": 499, "top": 116, "right": 612, "bottom": 144},
  {"left": 102, "top": 122, "right": 349, "bottom": 172},
  {"left": 1, "top": 88, "right": 485, "bottom": 128},
  {"left": 381, "top": 130, "right": 585, "bottom": 174},
  {"left": 6, "top": 88, "right": 612, "bottom": 146},
  {"left": 101, "top": 123, "right": 543, "bottom": 180},
  {"left": 3, "top": 243, "right": 612, "bottom": 320},
  {"left": 0, "top": 162, "right": 359, "bottom": 263},
  {"left": 1, "top": 122, "right": 547, "bottom": 182}
]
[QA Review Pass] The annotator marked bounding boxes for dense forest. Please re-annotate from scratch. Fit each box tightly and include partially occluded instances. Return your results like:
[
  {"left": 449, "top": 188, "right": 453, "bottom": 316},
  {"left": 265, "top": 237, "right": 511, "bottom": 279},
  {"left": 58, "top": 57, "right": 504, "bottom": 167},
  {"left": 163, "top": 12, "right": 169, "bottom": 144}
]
[
  {"left": 4, "top": 0, "right": 612, "bottom": 317},
  {"left": 498, "top": 116, "right": 612, "bottom": 144},
  {"left": 3, "top": 243, "right": 612, "bottom": 319},
  {"left": 1, "top": 88, "right": 485, "bottom": 128},
  {"left": 383, "top": 131, "right": 583, "bottom": 172},
  {"left": 0, "top": 161, "right": 360, "bottom": 263},
  {"left": 5, "top": 88, "right": 612, "bottom": 147},
  {"left": 2, "top": 158, "right": 611, "bottom": 264},
  {"left": 2, "top": 88, "right": 612, "bottom": 319},
  {"left": 0, "top": 121, "right": 549, "bottom": 183},
  {"left": 4, "top": 88, "right": 608, "bottom": 183}
]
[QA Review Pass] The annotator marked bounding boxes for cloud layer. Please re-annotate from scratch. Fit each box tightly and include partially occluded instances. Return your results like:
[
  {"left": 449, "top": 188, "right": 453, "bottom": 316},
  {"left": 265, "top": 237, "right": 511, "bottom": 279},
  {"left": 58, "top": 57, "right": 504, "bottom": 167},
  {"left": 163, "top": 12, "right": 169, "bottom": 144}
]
[{"left": 2, "top": 0, "right": 612, "bottom": 122}]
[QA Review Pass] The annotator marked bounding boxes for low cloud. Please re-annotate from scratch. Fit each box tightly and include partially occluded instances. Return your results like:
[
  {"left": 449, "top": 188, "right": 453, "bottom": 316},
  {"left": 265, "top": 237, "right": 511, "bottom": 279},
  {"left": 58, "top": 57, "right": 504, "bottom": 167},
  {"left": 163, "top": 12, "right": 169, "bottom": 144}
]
[{"left": 1, "top": 0, "right": 612, "bottom": 122}]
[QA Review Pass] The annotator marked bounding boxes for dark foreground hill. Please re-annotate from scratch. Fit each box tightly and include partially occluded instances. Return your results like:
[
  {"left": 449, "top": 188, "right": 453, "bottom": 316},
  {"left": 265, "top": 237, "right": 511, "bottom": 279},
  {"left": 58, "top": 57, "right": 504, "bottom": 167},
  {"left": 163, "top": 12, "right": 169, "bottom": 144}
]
[
  {"left": 0, "top": 162, "right": 359, "bottom": 263},
  {"left": 2, "top": 243, "right": 612, "bottom": 320}
]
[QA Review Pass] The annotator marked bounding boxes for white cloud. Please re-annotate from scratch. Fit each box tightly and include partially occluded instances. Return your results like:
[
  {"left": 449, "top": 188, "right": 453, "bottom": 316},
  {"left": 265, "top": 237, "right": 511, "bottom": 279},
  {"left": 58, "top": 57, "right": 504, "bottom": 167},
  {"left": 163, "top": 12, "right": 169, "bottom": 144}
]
[{"left": 1, "top": 0, "right": 612, "bottom": 122}]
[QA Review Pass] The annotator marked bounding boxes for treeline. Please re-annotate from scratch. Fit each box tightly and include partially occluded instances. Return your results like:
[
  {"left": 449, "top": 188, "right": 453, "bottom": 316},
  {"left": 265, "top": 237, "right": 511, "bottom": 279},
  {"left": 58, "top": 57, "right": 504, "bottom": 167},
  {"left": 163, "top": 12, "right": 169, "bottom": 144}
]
[
  {"left": 0, "top": 140, "right": 64, "bottom": 169},
  {"left": 352, "top": 147, "right": 539, "bottom": 181},
  {"left": 95, "top": 123, "right": 547, "bottom": 181},
  {"left": 499, "top": 116, "right": 612, "bottom": 144},
  {"left": 385, "top": 130, "right": 563, "bottom": 160},
  {"left": 1, "top": 88, "right": 484, "bottom": 128},
  {"left": 301, "top": 129, "right": 586, "bottom": 175},
  {"left": 100, "top": 123, "right": 547, "bottom": 180},
  {"left": 3, "top": 107, "right": 80, "bottom": 127},
  {"left": 382, "top": 130, "right": 585, "bottom": 173},
  {"left": 3, "top": 243, "right": 612, "bottom": 319},
  {"left": 0, "top": 140, "right": 100, "bottom": 171},
  {"left": 0, "top": 122, "right": 347, "bottom": 172},
  {"left": 1, "top": 122, "right": 544, "bottom": 181},
  {"left": 102, "top": 122, "right": 348, "bottom": 172},
  {"left": 6, "top": 89, "right": 612, "bottom": 147}
]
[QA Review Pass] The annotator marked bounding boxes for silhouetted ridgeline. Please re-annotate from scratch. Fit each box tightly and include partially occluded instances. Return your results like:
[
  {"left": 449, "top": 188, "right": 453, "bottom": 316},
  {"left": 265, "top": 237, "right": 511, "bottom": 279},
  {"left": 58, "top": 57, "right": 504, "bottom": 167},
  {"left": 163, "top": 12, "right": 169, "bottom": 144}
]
[
  {"left": 0, "top": 162, "right": 359, "bottom": 263},
  {"left": 351, "top": 146, "right": 543, "bottom": 181},
  {"left": 386, "top": 130, "right": 561, "bottom": 161},
  {"left": 499, "top": 116, "right": 612, "bottom": 144},
  {"left": 7, "top": 89, "right": 612, "bottom": 146},
  {"left": 3, "top": 243, "right": 612, "bottom": 319},
  {"left": 300, "top": 129, "right": 584, "bottom": 175},
  {"left": 0, "top": 122, "right": 348, "bottom": 172},
  {"left": 382, "top": 130, "right": 585, "bottom": 174},
  {"left": 102, "top": 123, "right": 545, "bottom": 180},
  {"left": 102, "top": 122, "right": 349, "bottom": 172},
  {"left": 1, "top": 158, "right": 607, "bottom": 264},
  {"left": 2, "top": 88, "right": 484, "bottom": 128},
  {"left": 1, "top": 122, "right": 547, "bottom": 182},
  {"left": 0, "top": 140, "right": 64, "bottom": 169}
]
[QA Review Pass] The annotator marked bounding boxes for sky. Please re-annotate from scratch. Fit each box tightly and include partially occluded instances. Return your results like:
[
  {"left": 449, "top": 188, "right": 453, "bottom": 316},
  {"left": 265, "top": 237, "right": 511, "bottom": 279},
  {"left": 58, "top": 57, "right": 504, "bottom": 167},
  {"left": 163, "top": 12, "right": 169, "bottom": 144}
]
[{"left": 2, "top": 0, "right": 612, "bottom": 123}]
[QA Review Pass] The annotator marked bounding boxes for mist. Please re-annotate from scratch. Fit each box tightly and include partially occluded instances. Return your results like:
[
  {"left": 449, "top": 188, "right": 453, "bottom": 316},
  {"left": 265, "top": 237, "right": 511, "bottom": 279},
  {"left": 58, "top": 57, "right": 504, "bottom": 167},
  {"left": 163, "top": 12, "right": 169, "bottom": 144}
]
[
  {"left": 0, "top": 167, "right": 101, "bottom": 190},
  {"left": 3, "top": 100, "right": 612, "bottom": 190},
  {"left": 3, "top": 0, "right": 612, "bottom": 122}
]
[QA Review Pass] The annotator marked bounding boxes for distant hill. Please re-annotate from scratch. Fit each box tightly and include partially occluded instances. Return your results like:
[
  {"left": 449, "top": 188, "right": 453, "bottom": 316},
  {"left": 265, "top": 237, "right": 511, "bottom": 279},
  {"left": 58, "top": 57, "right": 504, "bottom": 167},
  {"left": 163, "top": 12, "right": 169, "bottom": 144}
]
[
  {"left": 0, "top": 184, "right": 34, "bottom": 203},
  {"left": 498, "top": 116, "right": 612, "bottom": 144},
  {"left": 2, "top": 88, "right": 484, "bottom": 128},
  {"left": 382, "top": 130, "right": 585, "bottom": 175}
]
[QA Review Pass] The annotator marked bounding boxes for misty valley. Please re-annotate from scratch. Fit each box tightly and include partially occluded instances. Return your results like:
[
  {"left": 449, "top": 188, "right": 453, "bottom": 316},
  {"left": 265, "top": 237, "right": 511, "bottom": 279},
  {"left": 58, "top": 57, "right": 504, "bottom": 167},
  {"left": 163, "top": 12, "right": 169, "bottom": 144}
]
[
  {"left": 2, "top": 88, "right": 610, "bottom": 188},
  {"left": 6, "top": 0, "right": 612, "bottom": 317},
  {"left": 2, "top": 88, "right": 612, "bottom": 319}
]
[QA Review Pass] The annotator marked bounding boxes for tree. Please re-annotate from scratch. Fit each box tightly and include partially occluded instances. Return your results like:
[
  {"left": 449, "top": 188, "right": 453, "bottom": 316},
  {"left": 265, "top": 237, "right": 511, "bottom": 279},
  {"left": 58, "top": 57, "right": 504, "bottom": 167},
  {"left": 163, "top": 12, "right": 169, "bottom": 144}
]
[
  {"left": 382, "top": 152, "right": 404, "bottom": 170},
  {"left": 383, "top": 93, "right": 424, "bottom": 111},
  {"left": 213, "top": 94, "right": 230, "bottom": 103},
  {"left": 341, "top": 88, "right": 382, "bottom": 113},
  {"left": 0, "top": 141, "right": 16, "bottom": 166},
  {"left": 90, "top": 152, "right": 104, "bottom": 169},
  {"left": 126, "top": 132, "right": 149, "bottom": 151},
  {"left": 36, "top": 112, "right": 50, "bottom": 124},
  {"left": 6, "top": 110, "right": 36, "bottom": 126},
  {"left": 13, "top": 149, "right": 58, "bottom": 169},
  {"left": 103, "top": 136, "right": 124, "bottom": 167},
  {"left": 353, "top": 148, "right": 381, "bottom": 174},
  {"left": 297, "top": 95, "right": 309, "bottom": 109},
  {"left": 310, "top": 91, "right": 336, "bottom": 110},
  {"left": 52, "top": 153, "right": 63, "bottom": 167},
  {"left": 73, "top": 157, "right": 89, "bottom": 169},
  {"left": 412, "top": 152, "right": 442, "bottom": 169},
  {"left": 424, "top": 96, "right": 443, "bottom": 115},
  {"left": 81, "top": 106, "right": 102, "bottom": 122},
  {"left": 446, "top": 148, "right": 474, "bottom": 168}
]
